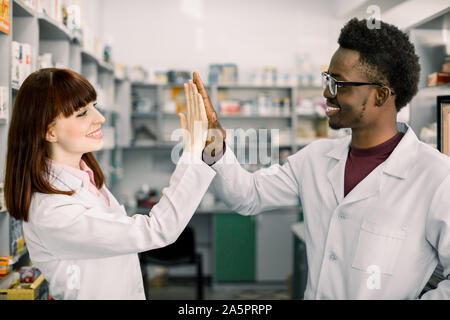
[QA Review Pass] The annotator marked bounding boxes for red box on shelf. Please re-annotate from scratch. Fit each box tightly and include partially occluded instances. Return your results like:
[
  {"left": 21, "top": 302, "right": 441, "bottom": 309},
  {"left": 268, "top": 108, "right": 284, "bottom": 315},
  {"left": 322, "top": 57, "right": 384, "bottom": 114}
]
[{"left": 428, "top": 72, "right": 450, "bottom": 87}]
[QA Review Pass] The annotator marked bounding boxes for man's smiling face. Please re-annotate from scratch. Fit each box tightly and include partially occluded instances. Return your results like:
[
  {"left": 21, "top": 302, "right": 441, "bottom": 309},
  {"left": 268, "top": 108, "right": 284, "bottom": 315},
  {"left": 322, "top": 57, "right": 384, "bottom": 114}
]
[{"left": 324, "top": 47, "right": 381, "bottom": 131}]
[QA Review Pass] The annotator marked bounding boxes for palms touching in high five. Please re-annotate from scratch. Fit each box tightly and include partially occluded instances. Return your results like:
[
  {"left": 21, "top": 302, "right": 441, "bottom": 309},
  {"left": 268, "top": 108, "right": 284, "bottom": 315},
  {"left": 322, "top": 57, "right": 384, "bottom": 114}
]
[
  {"left": 178, "top": 80, "right": 208, "bottom": 159},
  {"left": 193, "top": 72, "right": 226, "bottom": 159}
]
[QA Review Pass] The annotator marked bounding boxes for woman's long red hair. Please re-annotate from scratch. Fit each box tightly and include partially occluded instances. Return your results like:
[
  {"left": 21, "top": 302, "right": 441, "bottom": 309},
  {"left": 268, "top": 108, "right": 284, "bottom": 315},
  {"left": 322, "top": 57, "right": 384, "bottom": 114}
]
[{"left": 4, "top": 68, "right": 105, "bottom": 222}]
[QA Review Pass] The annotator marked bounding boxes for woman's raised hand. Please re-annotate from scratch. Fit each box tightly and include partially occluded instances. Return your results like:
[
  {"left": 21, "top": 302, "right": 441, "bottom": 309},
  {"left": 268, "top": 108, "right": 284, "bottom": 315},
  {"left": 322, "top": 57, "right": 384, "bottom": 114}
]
[{"left": 178, "top": 80, "right": 208, "bottom": 159}]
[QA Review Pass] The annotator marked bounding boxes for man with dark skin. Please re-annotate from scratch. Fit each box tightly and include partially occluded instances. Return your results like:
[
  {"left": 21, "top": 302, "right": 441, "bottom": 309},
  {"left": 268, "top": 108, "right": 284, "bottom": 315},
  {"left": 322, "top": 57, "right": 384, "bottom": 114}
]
[{"left": 192, "top": 18, "right": 450, "bottom": 299}]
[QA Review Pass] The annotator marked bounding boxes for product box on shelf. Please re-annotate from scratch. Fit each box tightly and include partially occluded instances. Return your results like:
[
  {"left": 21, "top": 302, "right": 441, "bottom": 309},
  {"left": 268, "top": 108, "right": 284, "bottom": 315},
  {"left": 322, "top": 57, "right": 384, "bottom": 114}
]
[
  {"left": 0, "top": 182, "right": 5, "bottom": 211},
  {"left": 37, "top": 0, "right": 62, "bottom": 23},
  {"left": 11, "top": 41, "right": 21, "bottom": 86},
  {"left": 10, "top": 217, "right": 24, "bottom": 257},
  {"left": 0, "top": 87, "right": 9, "bottom": 120},
  {"left": 428, "top": 72, "right": 450, "bottom": 87},
  {"left": 38, "top": 53, "right": 53, "bottom": 69},
  {"left": 0, "top": 273, "right": 48, "bottom": 300},
  {"left": 21, "top": 43, "right": 31, "bottom": 83},
  {"left": 0, "top": 0, "right": 10, "bottom": 35},
  {"left": 21, "top": 0, "right": 36, "bottom": 11},
  {"left": 11, "top": 42, "right": 33, "bottom": 87}
]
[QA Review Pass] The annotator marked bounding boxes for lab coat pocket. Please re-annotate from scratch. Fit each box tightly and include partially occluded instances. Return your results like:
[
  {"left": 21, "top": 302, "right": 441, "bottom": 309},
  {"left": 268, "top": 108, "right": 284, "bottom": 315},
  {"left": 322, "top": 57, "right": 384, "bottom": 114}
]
[{"left": 352, "top": 220, "right": 406, "bottom": 276}]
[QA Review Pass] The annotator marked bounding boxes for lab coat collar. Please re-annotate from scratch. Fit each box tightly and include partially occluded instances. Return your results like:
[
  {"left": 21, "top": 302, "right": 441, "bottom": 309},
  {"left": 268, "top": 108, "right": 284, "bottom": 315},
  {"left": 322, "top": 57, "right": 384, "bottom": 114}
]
[
  {"left": 381, "top": 122, "right": 420, "bottom": 180},
  {"left": 46, "top": 161, "right": 84, "bottom": 192},
  {"left": 46, "top": 160, "right": 119, "bottom": 208},
  {"left": 325, "top": 122, "right": 419, "bottom": 205},
  {"left": 325, "top": 122, "right": 418, "bottom": 179}
]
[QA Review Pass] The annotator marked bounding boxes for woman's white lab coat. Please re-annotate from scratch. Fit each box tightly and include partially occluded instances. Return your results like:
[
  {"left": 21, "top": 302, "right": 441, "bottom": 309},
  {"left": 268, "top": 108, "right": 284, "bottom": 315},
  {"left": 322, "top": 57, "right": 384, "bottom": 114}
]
[
  {"left": 210, "top": 122, "right": 450, "bottom": 299},
  {"left": 23, "top": 153, "right": 216, "bottom": 300}
]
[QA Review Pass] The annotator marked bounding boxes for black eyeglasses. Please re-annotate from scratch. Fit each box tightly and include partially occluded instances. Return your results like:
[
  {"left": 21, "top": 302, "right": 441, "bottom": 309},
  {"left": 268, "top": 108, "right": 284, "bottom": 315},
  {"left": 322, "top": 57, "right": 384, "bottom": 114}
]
[{"left": 322, "top": 72, "right": 395, "bottom": 98}]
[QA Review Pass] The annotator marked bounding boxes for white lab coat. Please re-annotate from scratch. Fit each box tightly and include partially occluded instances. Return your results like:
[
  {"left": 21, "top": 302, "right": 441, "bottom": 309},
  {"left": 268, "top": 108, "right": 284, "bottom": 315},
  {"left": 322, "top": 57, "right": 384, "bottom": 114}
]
[
  {"left": 23, "top": 152, "right": 216, "bottom": 300},
  {"left": 211, "top": 122, "right": 450, "bottom": 299}
]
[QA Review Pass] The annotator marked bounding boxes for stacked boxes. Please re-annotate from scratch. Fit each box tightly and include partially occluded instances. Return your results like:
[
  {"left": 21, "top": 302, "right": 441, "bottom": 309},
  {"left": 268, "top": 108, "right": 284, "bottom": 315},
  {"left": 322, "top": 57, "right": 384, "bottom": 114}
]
[
  {"left": 11, "top": 42, "right": 32, "bottom": 87},
  {"left": 0, "top": 0, "right": 10, "bottom": 35},
  {"left": 10, "top": 217, "right": 24, "bottom": 257}
]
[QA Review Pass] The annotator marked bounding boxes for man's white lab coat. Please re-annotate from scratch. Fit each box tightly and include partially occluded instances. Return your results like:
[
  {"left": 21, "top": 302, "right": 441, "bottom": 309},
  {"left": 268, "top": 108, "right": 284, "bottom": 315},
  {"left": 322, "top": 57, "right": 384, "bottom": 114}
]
[
  {"left": 23, "top": 153, "right": 216, "bottom": 300},
  {"left": 211, "top": 122, "right": 450, "bottom": 299}
]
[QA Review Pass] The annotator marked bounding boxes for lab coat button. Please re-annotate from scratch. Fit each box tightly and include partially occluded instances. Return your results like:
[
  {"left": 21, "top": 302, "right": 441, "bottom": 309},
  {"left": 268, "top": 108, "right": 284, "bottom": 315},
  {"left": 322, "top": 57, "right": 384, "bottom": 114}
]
[
  {"left": 338, "top": 214, "right": 346, "bottom": 220},
  {"left": 329, "top": 253, "right": 337, "bottom": 261}
]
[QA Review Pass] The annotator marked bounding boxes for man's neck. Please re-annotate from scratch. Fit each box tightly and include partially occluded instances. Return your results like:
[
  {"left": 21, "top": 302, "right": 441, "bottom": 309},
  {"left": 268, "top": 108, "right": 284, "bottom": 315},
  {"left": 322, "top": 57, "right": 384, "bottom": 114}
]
[{"left": 350, "top": 122, "right": 399, "bottom": 149}]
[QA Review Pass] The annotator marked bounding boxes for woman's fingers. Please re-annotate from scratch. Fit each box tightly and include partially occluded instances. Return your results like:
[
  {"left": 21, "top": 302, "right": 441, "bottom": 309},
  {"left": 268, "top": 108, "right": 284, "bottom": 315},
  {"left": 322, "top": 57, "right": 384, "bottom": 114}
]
[
  {"left": 178, "top": 113, "right": 189, "bottom": 150},
  {"left": 191, "top": 82, "right": 199, "bottom": 122},
  {"left": 188, "top": 80, "right": 196, "bottom": 131},
  {"left": 184, "top": 83, "right": 192, "bottom": 131},
  {"left": 178, "top": 112, "right": 187, "bottom": 130}
]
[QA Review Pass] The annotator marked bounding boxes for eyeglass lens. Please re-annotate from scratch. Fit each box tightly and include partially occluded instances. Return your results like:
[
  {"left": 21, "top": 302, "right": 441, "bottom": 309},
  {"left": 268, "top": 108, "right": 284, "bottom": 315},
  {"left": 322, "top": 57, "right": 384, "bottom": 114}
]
[{"left": 322, "top": 74, "right": 336, "bottom": 96}]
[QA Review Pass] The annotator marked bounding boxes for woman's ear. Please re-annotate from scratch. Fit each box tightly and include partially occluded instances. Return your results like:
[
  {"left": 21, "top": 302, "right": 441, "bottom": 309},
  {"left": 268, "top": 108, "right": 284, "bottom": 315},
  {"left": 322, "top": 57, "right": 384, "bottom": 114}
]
[{"left": 45, "top": 124, "right": 57, "bottom": 143}]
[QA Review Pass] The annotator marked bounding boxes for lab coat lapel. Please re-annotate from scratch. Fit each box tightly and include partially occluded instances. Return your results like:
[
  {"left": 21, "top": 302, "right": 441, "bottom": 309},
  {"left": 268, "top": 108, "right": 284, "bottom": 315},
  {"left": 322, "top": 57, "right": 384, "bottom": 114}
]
[
  {"left": 326, "top": 122, "right": 417, "bottom": 207},
  {"left": 326, "top": 136, "right": 351, "bottom": 204},
  {"left": 326, "top": 138, "right": 381, "bottom": 206},
  {"left": 47, "top": 161, "right": 120, "bottom": 210},
  {"left": 341, "top": 164, "right": 382, "bottom": 206}
]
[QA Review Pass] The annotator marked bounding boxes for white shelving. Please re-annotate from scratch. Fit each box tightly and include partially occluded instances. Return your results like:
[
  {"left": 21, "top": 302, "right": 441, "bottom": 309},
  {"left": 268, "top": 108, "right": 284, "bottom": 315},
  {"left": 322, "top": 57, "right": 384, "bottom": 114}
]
[
  {"left": 12, "top": 0, "right": 35, "bottom": 17},
  {"left": 0, "top": 1, "right": 129, "bottom": 265},
  {"left": 407, "top": 8, "right": 450, "bottom": 137}
]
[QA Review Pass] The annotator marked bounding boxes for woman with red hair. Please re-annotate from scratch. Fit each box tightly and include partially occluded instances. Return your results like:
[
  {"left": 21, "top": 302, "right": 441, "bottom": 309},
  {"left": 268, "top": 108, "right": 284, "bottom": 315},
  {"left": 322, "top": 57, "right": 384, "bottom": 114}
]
[{"left": 4, "top": 68, "right": 213, "bottom": 299}]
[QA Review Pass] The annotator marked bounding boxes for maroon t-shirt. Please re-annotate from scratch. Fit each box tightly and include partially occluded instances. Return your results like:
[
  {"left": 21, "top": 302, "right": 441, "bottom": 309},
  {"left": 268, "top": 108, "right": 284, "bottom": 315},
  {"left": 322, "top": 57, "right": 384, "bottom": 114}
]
[{"left": 344, "top": 132, "right": 405, "bottom": 197}]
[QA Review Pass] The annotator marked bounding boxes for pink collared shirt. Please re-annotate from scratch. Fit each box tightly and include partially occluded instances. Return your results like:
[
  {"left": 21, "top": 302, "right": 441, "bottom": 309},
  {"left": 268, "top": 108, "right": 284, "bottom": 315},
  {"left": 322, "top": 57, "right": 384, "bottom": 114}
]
[{"left": 49, "top": 159, "right": 110, "bottom": 207}]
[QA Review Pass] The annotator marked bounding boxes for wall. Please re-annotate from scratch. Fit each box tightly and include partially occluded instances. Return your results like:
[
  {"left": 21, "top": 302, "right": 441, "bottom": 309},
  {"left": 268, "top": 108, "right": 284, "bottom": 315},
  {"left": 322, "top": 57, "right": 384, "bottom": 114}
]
[{"left": 99, "top": 0, "right": 343, "bottom": 81}]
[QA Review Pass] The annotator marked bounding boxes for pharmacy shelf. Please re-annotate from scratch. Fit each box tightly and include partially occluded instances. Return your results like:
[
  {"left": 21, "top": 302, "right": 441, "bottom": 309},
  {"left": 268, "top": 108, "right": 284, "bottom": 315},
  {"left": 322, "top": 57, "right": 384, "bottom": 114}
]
[
  {"left": 81, "top": 50, "right": 99, "bottom": 64},
  {"left": 125, "top": 141, "right": 178, "bottom": 149},
  {"left": 37, "top": 14, "right": 72, "bottom": 41},
  {"left": 219, "top": 114, "right": 292, "bottom": 119},
  {"left": 114, "top": 75, "right": 128, "bottom": 82},
  {"left": 131, "top": 82, "right": 159, "bottom": 88},
  {"left": 11, "top": 83, "right": 19, "bottom": 92},
  {"left": 218, "top": 85, "right": 294, "bottom": 90},
  {"left": 98, "top": 60, "right": 114, "bottom": 73},
  {"left": 405, "top": 7, "right": 450, "bottom": 31},
  {"left": 12, "top": 0, "right": 35, "bottom": 17},
  {"left": 132, "top": 112, "right": 158, "bottom": 118},
  {"left": 296, "top": 113, "right": 327, "bottom": 120}
]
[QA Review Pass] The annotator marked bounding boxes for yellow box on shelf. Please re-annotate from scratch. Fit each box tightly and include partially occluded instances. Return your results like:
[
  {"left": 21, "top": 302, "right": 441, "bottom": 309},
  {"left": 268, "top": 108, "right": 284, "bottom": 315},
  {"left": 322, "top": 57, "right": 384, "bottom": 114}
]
[{"left": 0, "top": 274, "right": 46, "bottom": 300}]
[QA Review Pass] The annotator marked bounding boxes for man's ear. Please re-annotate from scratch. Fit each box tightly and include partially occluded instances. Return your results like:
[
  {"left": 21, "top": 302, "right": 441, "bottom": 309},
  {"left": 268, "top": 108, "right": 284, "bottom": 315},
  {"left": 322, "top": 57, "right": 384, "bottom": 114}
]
[
  {"left": 45, "top": 124, "right": 57, "bottom": 143},
  {"left": 375, "top": 87, "right": 390, "bottom": 106}
]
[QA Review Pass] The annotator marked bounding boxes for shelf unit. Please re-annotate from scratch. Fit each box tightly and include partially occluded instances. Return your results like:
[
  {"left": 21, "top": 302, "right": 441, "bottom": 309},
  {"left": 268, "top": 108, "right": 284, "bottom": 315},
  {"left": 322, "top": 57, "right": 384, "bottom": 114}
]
[
  {"left": 407, "top": 8, "right": 450, "bottom": 137},
  {"left": 0, "top": 1, "right": 129, "bottom": 273},
  {"left": 109, "top": 81, "right": 326, "bottom": 213}
]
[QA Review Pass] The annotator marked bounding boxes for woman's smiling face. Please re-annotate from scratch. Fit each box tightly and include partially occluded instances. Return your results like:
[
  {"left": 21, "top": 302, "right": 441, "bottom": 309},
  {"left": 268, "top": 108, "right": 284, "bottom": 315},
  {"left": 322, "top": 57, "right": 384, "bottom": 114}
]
[{"left": 46, "top": 101, "right": 106, "bottom": 165}]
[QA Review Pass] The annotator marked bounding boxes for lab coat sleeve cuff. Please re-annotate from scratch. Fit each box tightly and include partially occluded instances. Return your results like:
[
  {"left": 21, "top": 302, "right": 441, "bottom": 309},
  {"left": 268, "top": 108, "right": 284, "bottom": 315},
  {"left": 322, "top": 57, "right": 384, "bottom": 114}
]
[{"left": 211, "top": 143, "right": 239, "bottom": 169}]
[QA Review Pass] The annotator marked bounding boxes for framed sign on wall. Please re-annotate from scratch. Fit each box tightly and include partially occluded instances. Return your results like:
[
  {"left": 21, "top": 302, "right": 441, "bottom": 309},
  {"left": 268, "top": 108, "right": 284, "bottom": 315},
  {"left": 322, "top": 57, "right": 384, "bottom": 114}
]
[{"left": 437, "top": 95, "right": 450, "bottom": 156}]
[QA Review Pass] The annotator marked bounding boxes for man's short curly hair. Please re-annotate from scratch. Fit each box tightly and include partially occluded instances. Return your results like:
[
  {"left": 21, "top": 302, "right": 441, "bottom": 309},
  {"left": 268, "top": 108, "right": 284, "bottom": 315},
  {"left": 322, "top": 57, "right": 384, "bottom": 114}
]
[{"left": 338, "top": 18, "right": 420, "bottom": 111}]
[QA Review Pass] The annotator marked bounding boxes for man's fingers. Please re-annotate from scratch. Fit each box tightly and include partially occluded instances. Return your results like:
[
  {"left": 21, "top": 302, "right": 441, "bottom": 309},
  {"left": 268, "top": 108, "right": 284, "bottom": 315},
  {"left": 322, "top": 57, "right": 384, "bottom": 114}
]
[{"left": 193, "top": 72, "right": 218, "bottom": 124}]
